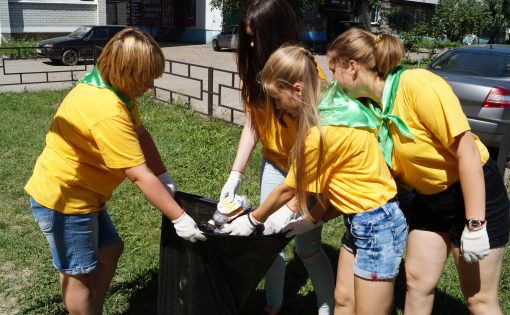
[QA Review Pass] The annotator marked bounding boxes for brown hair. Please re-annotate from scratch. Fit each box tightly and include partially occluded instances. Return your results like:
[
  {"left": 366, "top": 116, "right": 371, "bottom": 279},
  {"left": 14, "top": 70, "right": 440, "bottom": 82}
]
[
  {"left": 328, "top": 28, "right": 404, "bottom": 78},
  {"left": 237, "top": 0, "right": 299, "bottom": 130},
  {"left": 97, "top": 27, "right": 165, "bottom": 99},
  {"left": 260, "top": 45, "right": 325, "bottom": 221}
]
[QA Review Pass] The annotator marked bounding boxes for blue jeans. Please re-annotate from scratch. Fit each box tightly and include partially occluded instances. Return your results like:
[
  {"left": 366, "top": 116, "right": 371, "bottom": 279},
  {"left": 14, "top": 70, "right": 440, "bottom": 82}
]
[
  {"left": 30, "top": 197, "right": 122, "bottom": 275},
  {"left": 343, "top": 200, "right": 407, "bottom": 280},
  {"left": 260, "top": 160, "right": 334, "bottom": 314}
]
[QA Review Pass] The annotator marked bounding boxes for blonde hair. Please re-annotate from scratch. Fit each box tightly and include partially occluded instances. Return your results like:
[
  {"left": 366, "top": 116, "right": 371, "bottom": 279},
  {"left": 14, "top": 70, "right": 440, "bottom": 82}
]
[
  {"left": 328, "top": 28, "right": 404, "bottom": 78},
  {"left": 259, "top": 45, "right": 325, "bottom": 221},
  {"left": 97, "top": 27, "right": 165, "bottom": 99}
]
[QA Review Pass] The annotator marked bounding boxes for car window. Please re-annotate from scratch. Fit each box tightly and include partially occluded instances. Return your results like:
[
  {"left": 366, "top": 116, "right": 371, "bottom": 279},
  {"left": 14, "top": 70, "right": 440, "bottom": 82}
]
[
  {"left": 430, "top": 50, "right": 510, "bottom": 78},
  {"left": 69, "top": 26, "right": 93, "bottom": 38},
  {"left": 90, "top": 28, "right": 108, "bottom": 40}
]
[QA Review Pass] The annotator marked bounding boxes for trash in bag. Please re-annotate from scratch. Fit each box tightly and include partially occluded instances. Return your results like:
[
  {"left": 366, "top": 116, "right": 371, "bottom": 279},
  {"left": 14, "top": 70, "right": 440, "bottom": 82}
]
[{"left": 157, "top": 191, "right": 292, "bottom": 315}]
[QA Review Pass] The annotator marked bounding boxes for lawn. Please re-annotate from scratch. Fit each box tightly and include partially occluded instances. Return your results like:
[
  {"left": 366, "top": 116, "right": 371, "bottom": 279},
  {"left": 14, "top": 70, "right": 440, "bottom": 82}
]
[{"left": 0, "top": 90, "right": 508, "bottom": 315}]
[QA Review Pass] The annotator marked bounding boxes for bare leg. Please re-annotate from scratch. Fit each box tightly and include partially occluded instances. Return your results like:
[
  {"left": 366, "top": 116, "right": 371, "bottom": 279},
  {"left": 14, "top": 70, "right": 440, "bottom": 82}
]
[
  {"left": 354, "top": 277, "right": 395, "bottom": 315},
  {"left": 334, "top": 247, "right": 355, "bottom": 315},
  {"left": 60, "top": 241, "right": 123, "bottom": 315},
  {"left": 452, "top": 246, "right": 505, "bottom": 315},
  {"left": 404, "top": 230, "right": 450, "bottom": 315}
]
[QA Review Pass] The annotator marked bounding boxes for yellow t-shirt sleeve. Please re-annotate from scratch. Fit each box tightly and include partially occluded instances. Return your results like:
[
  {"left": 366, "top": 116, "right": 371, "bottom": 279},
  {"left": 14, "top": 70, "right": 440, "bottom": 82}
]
[
  {"left": 90, "top": 115, "right": 145, "bottom": 169},
  {"left": 411, "top": 80, "right": 470, "bottom": 149}
]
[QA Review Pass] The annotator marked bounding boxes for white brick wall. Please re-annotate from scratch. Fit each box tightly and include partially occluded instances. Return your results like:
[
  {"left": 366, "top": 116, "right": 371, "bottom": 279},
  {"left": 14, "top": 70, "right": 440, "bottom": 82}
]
[
  {"left": 6, "top": 0, "right": 108, "bottom": 36},
  {"left": 0, "top": 0, "right": 12, "bottom": 40}
]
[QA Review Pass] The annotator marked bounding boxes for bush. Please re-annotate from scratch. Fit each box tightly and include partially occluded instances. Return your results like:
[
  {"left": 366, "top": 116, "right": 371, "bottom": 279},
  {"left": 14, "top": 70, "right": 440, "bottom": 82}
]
[{"left": 0, "top": 38, "right": 38, "bottom": 58}]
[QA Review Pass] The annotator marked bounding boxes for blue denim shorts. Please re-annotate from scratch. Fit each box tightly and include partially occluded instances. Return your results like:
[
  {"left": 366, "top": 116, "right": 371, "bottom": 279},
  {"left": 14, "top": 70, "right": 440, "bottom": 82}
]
[
  {"left": 341, "top": 200, "right": 407, "bottom": 280},
  {"left": 30, "top": 197, "right": 122, "bottom": 275}
]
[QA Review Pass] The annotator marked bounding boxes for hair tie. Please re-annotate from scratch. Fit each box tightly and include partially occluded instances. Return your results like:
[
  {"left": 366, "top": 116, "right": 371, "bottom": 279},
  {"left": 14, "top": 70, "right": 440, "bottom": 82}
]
[{"left": 375, "top": 34, "right": 382, "bottom": 43}]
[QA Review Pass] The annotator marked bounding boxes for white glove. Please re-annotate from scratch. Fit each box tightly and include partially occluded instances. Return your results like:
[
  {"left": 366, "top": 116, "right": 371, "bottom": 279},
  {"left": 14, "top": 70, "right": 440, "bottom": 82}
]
[
  {"left": 158, "top": 172, "right": 177, "bottom": 196},
  {"left": 171, "top": 212, "right": 206, "bottom": 242},
  {"left": 461, "top": 224, "right": 490, "bottom": 264},
  {"left": 221, "top": 212, "right": 261, "bottom": 236},
  {"left": 263, "top": 205, "right": 296, "bottom": 235},
  {"left": 283, "top": 217, "right": 323, "bottom": 238},
  {"left": 220, "top": 171, "right": 242, "bottom": 202}
]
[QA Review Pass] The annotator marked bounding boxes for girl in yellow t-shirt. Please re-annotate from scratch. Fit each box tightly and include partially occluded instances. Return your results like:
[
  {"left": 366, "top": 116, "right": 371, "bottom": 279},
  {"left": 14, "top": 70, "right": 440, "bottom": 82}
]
[
  {"left": 224, "top": 45, "right": 408, "bottom": 315},
  {"left": 218, "top": 1, "right": 334, "bottom": 314},
  {"left": 328, "top": 28, "right": 509, "bottom": 315},
  {"left": 25, "top": 28, "right": 205, "bottom": 315}
]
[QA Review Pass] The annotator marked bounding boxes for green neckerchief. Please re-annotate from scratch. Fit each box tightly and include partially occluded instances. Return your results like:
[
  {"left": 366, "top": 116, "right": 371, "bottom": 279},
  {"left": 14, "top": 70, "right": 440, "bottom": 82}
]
[
  {"left": 368, "top": 66, "right": 414, "bottom": 167},
  {"left": 79, "top": 66, "right": 134, "bottom": 122},
  {"left": 318, "top": 80, "right": 378, "bottom": 130}
]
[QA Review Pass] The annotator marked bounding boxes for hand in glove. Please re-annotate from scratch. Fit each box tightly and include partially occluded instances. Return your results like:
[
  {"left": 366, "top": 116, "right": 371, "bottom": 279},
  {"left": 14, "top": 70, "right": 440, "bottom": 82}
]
[
  {"left": 158, "top": 172, "right": 178, "bottom": 196},
  {"left": 220, "top": 171, "right": 242, "bottom": 202},
  {"left": 221, "top": 212, "right": 261, "bottom": 236},
  {"left": 172, "top": 212, "right": 206, "bottom": 242},
  {"left": 283, "top": 217, "right": 323, "bottom": 238},
  {"left": 263, "top": 205, "right": 296, "bottom": 235},
  {"left": 461, "top": 224, "right": 490, "bottom": 264}
]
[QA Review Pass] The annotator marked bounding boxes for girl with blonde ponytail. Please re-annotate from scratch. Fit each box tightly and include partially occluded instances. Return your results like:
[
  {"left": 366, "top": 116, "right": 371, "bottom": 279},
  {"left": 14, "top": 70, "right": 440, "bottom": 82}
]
[
  {"left": 328, "top": 27, "right": 509, "bottom": 315},
  {"left": 226, "top": 45, "right": 408, "bottom": 315}
]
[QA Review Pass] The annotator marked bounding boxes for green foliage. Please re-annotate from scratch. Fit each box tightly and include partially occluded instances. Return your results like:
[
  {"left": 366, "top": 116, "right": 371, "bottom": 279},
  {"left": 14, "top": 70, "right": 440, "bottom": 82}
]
[
  {"left": 432, "top": 0, "right": 493, "bottom": 42},
  {"left": 0, "top": 38, "right": 38, "bottom": 58}
]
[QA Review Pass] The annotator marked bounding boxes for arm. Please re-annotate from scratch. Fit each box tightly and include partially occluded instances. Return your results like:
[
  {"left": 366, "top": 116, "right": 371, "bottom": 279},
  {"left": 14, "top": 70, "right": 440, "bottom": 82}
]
[
  {"left": 135, "top": 125, "right": 167, "bottom": 176},
  {"left": 447, "top": 131, "right": 485, "bottom": 220},
  {"left": 124, "top": 163, "right": 183, "bottom": 220},
  {"left": 448, "top": 131, "right": 489, "bottom": 263},
  {"left": 220, "top": 112, "right": 259, "bottom": 201},
  {"left": 136, "top": 125, "right": 177, "bottom": 194},
  {"left": 252, "top": 183, "right": 296, "bottom": 222},
  {"left": 232, "top": 112, "right": 259, "bottom": 172}
]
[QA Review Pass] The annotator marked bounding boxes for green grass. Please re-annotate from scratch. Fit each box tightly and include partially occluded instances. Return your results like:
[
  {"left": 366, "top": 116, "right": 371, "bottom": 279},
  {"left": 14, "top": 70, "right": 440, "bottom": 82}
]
[{"left": 0, "top": 90, "right": 508, "bottom": 314}]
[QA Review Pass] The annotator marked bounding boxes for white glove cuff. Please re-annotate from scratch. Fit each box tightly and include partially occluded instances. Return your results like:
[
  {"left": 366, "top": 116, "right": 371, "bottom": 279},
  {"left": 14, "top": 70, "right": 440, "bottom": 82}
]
[
  {"left": 248, "top": 213, "right": 262, "bottom": 227},
  {"left": 229, "top": 170, "right": 242, "bottom": 181},
  {"left": 171, "top": 211, "right": 187, "bottom": 224}
]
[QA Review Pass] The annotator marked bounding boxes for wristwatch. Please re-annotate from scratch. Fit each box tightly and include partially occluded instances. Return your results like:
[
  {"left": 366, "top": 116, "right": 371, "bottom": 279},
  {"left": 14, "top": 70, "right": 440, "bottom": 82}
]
[{"left": 465, "top": 218, "right": 486, "bottom": 231}]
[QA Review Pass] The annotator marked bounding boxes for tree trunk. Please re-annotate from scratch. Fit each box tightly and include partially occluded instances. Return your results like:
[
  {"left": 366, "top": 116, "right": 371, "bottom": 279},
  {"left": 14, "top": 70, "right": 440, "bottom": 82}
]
[{"left": 359, "top": 0, "right": 372, "bottom": 32}]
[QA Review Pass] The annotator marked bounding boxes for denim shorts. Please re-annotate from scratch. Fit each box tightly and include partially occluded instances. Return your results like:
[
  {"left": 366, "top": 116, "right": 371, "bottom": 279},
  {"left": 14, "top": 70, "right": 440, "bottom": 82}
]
[
  {"left": 341, "top": 200, "right": 407, "bottom": 280},
  {"left": 30, "top": 197, "right": 122, "bottom": 275}
]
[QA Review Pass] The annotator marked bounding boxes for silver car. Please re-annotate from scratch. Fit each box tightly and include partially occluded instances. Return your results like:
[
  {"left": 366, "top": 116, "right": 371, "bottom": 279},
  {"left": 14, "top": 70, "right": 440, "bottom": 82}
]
[
  {"left": 428, "top": 45, "right": 510, "bottom": 153},
  {"left": 212, "top": 25, "right": 238, "bottom": 51}
]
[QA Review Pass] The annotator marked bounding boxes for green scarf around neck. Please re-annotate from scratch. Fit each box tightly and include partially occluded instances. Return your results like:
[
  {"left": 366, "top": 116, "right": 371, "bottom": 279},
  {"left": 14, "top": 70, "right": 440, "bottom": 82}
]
[
  {"left": 368, "top": 66, "right": 414, "bottom": 167},
  {"left": 318, "top": 80, "right": 379, "bottom": 130},
  {"left": 79, "top": 66, "right": 134, "bottom": 122}
]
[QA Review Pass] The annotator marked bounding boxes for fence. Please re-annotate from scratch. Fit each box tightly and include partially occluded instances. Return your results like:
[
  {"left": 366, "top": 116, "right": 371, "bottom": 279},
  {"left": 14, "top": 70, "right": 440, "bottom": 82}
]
[
  {"left": 0, "top": 46, "right": 244, "bottom": 125},
  {"left": 1, "top": 46, "right": 510, "bottom": 171}
]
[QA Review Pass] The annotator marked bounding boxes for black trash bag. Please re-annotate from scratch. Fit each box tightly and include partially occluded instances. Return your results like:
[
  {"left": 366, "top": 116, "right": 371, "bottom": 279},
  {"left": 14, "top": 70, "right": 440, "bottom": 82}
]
[{"left": 158, "top": 191, "right": 292, "bottom": 315}]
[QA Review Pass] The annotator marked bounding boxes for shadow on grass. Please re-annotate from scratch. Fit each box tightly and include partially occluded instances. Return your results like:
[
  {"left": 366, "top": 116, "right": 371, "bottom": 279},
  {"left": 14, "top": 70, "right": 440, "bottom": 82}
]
[
  {"left": 21, "top": 246, "right": 466, "bottom": 315},
  {"left": 109, "top": 268, "right": 159, "bottom": 315}
]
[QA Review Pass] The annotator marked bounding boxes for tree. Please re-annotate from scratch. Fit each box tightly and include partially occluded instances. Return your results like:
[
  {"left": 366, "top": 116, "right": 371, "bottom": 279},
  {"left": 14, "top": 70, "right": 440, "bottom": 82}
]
[{"left": 432, "top": 0, "right": 493, "bottom": 42}]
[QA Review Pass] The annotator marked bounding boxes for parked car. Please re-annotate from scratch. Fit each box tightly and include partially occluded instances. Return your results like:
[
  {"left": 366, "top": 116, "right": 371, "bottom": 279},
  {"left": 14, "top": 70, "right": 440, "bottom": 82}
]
[
  {"left": 36, "top": 25, "right": 126, "bottom": 65},
  {"left": 212, "top": 25, "right": 238, "bottom": 51},
  {"left": 427, "top": 45, "right": 510, "bottom": 153}
]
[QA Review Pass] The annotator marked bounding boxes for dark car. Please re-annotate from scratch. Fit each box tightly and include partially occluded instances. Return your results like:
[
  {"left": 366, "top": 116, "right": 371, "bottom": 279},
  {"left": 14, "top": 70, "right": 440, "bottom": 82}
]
[
  {"left": 427, "top": 45, "right": 510, "bottom": 152},
  {"left": 212, "top": 25, "right": 238, "bottom": 51},
  {"left": 36, "top": 25, "right": 126, "bottom": 66}
]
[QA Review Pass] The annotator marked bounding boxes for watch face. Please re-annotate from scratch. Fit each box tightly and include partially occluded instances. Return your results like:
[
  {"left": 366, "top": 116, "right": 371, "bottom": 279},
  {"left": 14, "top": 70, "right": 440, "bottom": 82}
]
[{"left": 467, "top": 219, "right": 483, "bottom": 228}]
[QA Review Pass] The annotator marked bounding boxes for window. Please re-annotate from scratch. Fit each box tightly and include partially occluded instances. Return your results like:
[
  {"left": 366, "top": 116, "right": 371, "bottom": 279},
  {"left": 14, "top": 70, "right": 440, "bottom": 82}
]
[{"left": 371, "top": 7, "right": 381, "bottom": 25}]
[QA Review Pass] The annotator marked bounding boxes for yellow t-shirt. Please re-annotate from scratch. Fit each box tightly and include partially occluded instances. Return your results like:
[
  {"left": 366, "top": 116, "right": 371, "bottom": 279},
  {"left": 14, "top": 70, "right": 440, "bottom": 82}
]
[
  {"left": 25, "top": 83, "right": 146, "bottom": 214},
  {"left": 285, "top": 126, "right": 397, "bottom": 214},
  {"left": 249, "top": 65, "right": 327, "bottom": 171},
  {"left": 390, "top": 69, "right": 489, "bottom": 194}
]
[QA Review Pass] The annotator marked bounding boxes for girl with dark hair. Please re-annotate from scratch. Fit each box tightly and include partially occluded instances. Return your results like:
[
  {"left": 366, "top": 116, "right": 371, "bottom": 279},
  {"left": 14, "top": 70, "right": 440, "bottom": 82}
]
[
  {"left": 328, "top": 28, "right": 509, "bottom": 315},
  {"left": 219, "top": 1, "right": 335, "bottom": 314}
]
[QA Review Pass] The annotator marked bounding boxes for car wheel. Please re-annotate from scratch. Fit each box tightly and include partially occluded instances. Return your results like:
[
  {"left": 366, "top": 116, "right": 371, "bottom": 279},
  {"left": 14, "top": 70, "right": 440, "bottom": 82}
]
[
  {"left": 61, "top": 49, "right": 79, "bottom": 66},
  {"left": 212, "top": 40, "right": 220, "bottom": 51}
]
